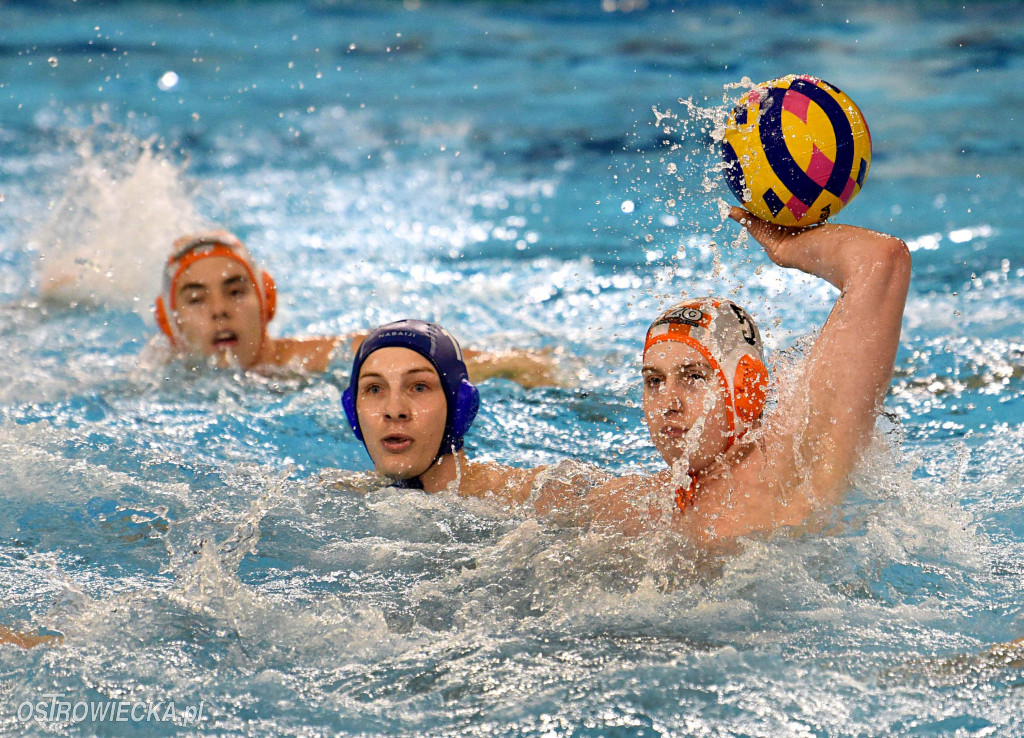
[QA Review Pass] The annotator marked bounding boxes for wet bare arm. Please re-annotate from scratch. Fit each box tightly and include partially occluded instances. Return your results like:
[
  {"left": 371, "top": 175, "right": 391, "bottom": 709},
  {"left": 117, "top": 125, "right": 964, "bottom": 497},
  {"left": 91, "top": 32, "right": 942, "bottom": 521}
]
[
  {"left": 348, "top": 333, "right": 562, "bottom": 389},
  {"left": 266, "top": 336, "right": 344, "bottom": 372},
  {"left": 0, "top": 626, "right": 61, "bottom": 649},
  {"left": 463, "top": 348, "right": 562, "bottom": 389},
  {"left": 730, "top": 206, "right": 911, "bottom": 502}
]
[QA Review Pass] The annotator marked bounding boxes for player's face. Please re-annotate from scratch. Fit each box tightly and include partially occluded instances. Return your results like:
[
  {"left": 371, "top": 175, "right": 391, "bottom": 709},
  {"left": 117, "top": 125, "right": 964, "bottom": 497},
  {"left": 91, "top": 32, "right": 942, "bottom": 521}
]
[
  {"left": 642, "top": 341, "right": 732, "bottom": 475},
  {"left": 172, "top": 256, "right": 264, "bottom": 369},
  {"left": 356, "top": 347, "right": 448, "bottom": 481}
]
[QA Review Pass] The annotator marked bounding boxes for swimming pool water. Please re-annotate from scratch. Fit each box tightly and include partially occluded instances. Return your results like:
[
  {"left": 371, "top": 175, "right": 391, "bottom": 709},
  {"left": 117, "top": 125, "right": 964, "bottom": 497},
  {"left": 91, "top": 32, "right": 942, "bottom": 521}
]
[{"left": 1, "top": 1, "right": 1023, "bottom": 735}]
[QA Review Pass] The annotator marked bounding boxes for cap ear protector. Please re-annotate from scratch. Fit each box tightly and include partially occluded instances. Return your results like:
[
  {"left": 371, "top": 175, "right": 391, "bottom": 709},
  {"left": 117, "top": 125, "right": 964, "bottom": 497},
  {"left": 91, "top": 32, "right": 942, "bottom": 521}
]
[
  {"left": 341, "top": 388, "right": 361, "bottom": 441},
  {"left": 644, "top": 298, "right": 769, "bottom": 439},
  {"left": 451, "top": 378, "right": 480, "bottom": 441},
  {"left": 733, "top": 353, "right": 769, "bottom": 424},
  {"left": 153, "top": 231, "right": 275, "bottom": 346},
  {"left": 260, "top": 271, "right": 277, "bottom": 324},
  {"left": 154, "top": 294, "right": 174, "bottom": 342}
]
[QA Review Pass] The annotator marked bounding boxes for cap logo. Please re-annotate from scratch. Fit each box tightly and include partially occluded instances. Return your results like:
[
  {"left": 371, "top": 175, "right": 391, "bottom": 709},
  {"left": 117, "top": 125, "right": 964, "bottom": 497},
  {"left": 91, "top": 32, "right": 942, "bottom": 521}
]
[{"left": 654, "top": 306, "right": 705, "bottom": 328}]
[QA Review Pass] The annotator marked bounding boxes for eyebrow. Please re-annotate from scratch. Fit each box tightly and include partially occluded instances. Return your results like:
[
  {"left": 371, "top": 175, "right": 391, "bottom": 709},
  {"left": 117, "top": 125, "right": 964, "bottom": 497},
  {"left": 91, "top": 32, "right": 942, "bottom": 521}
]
[
  {"left": 359, "top": 367, "right": 437, "bottom": 382},
  {"left": 177, "top": 274, "right": 248, "bottom": 294},
  {"left": 642, "top": 361, "right": 713, "bottom": 374}
]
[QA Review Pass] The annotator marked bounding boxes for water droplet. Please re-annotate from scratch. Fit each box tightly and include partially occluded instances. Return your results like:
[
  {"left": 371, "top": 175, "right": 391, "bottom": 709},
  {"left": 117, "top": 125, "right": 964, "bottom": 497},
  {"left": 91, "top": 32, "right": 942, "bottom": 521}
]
[
  {"left": 47, "top": 56, "right": 58, "bottom": 68},
  {"left": 157, "top": 70, "right": 179, "bottom": 91},
  {"left": 621, "top": 200, "right": 635, "bottom": 214}
]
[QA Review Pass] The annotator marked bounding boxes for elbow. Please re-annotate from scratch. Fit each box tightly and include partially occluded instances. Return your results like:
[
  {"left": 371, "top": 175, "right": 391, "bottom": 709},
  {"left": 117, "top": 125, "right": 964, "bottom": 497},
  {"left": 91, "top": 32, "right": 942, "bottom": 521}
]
[
  {"left": 860, "top": 234, "right": 911, "bottom": 295},
  {"left": 883, "top": 235, "right": 912, "bottom": 282},
  {"left": 887, "top": 237, "right": 912, "bottom": 298}
]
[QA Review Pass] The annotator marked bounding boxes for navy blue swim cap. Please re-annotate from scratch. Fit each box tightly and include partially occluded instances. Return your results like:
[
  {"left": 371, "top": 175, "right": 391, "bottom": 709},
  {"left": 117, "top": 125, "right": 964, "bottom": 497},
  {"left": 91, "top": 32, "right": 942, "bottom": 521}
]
[{"left": 342, "top": 320, "right": 480, "bottom": 469}]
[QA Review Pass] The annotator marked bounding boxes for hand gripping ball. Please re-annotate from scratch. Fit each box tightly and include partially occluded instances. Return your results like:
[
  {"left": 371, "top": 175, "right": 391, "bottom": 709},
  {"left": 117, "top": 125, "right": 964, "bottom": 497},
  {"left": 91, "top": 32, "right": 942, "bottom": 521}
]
[{"left": 721, "top": 74, "right": 871, "bottom": 227}]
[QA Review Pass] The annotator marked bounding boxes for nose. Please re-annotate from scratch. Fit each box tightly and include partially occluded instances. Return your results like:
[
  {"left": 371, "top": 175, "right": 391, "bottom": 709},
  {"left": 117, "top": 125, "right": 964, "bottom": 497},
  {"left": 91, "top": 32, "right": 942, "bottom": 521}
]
[
  {"left": 660, "top": 380, "right": 686, "bottom": 415},
  {"left": 208, "top": 293, "right": 230, "bottom": 319},
  {"left": 383, "top": 392, "right": 410, "bottom": 420}
]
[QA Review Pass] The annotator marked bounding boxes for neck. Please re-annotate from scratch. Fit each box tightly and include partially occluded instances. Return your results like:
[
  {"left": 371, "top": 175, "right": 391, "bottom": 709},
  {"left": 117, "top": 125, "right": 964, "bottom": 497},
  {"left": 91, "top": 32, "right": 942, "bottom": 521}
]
[
  {"left": 417, "top": 449, "right": 468, "bottom": 493},
  {"left": 674, "top": 431, "right": 757, "bottom": 500}
]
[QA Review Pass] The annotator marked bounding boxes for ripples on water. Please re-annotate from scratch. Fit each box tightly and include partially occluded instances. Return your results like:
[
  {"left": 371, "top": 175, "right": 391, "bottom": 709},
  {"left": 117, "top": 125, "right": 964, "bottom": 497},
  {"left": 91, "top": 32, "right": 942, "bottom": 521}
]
[{"left": 1, "top": 1, "right": 1023, "bottom": 735}]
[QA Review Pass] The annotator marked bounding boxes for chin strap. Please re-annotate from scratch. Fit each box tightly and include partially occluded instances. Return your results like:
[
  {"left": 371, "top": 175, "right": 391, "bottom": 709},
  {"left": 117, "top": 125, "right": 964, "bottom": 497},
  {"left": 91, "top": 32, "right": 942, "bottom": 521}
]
[
  {"left": 676, "top": 426, "right": 754, "bottom": 512},
  {"left": 675, "top": 478, "right": 698, "bottom": 512},
  {"left": 390, "top": 477, "right": 424, "bottom": 490}
]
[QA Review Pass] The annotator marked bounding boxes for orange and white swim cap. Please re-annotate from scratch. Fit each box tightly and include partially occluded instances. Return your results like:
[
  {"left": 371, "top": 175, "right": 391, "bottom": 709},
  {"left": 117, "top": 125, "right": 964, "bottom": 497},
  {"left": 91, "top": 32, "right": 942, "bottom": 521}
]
[
  {"left": 644, "top": 297, "right": 769, "bottom": 437},
  {"left": 153, "top": 229, "right": 277, "bottom": 345}
]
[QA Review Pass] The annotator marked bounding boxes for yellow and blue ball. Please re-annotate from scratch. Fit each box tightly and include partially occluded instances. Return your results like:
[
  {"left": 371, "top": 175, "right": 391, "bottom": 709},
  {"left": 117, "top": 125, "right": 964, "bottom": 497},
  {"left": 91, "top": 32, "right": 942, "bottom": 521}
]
[{"left": 721, "top": 74, "right": 872, "bottom": 227}]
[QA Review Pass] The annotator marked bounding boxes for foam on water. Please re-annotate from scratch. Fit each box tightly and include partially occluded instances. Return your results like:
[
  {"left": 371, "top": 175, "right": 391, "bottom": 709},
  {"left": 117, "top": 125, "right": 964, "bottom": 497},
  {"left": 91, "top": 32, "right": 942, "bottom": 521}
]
[{"left": 2, "top": 1, "right": 1024, "bottom": 735}]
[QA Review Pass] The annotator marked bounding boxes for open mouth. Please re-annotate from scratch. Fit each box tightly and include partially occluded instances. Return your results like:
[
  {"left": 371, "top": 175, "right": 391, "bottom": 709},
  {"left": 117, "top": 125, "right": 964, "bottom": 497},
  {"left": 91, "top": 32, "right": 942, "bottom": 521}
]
[
  {"left": 211, "top": 330, "right": 239, "bottom": 350},
  {"left": 380, "top": 434, "right": 413, "bottom": 453}
]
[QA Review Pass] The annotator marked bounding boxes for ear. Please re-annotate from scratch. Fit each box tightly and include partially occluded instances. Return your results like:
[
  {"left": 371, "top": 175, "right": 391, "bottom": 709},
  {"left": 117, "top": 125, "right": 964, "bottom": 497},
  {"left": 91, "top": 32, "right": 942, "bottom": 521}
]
[
  {"left": 733, "top": 354, "right": 769, "bottom": 423},
  {"left": 154, "top": 296, "right": 176, "bottom": 344},
  {"left": 451, "top": 378, "right": 480, "bottom": 439},
  {"left": 341, "top": 388, "right": 362, "bottom": 441},
  {"left": 261, "top": 271, "right": 277, "bottom": 323}
]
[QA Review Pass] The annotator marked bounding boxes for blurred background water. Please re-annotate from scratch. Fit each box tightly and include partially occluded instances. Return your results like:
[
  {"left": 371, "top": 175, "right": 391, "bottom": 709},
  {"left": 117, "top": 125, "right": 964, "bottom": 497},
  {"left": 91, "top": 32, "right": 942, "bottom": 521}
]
[{"left": 1, "top": 1, "right": 1022, "bottom": 735}]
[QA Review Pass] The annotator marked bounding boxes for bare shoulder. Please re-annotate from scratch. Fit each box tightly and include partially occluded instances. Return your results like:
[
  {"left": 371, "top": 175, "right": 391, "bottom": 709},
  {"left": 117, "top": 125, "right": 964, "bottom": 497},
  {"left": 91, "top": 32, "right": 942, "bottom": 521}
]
[
  {"left": 683, "top": 436, "right": 837, "bottom": 541},
  {"left": 267, "top": 337, "right": 343, "bottom": 373}
]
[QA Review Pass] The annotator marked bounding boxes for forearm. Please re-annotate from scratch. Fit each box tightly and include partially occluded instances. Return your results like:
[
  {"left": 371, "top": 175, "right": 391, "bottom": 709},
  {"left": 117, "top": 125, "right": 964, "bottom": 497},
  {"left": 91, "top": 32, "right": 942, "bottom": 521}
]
[
  {"left": 464, "top": 348, "right": 560, "bottom": 389},
  {"left": 0, "top": 626, "right": 60, "bottom": 649},
  {"left": 730, "top": 207, "right": 906, "bottom": 289},
  {"left": 810, "top": 226, "right": 909, "bottom": 294}
]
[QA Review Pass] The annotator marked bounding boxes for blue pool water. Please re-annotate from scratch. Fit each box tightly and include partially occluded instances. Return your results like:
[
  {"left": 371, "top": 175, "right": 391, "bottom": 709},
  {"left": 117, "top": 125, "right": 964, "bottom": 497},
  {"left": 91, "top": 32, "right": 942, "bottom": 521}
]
[{"left": 2, "top": 1, "right": 1023, "bottom": 735}]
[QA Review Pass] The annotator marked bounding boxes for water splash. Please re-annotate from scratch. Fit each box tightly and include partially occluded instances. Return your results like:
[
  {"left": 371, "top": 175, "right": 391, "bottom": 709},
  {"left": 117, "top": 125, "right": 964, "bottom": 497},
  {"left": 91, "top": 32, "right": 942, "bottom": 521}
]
[{"left": 30, "top": 131, "right": 207, "bottom": 313}]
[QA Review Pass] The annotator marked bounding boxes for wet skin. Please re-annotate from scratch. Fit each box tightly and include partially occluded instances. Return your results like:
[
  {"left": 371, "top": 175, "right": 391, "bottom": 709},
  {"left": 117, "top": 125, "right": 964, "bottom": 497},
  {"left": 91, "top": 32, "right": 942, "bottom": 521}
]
[
  {"left": 642, "top": 340, "right": 733, "bottom": 476},
  {"left": 355, "top": 347, "right": 448, "bottom": 484},
  {"left": 172, "top": 255, "right": 265, "bottom": 369}
]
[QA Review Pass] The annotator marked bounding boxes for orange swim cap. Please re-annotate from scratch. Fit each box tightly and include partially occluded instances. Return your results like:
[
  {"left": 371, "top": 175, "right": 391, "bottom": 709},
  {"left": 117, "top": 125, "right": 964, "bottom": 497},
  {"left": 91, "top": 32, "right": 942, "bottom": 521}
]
[
  {"left": 153, "top": 230, "right": 277, "bottom": 345},
  {"left": 644, "top": 297, "right": 769, "bottom": 437}
]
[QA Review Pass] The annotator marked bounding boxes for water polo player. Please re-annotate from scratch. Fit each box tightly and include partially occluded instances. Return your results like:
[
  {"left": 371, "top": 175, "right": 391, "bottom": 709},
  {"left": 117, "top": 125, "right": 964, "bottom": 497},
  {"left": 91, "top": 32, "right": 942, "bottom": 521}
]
[
  {"left": 582, "top": 206, "right": 911, "bottom": 541},
  {"left": 153, "top": 230, "right": 341, "bottom": 372},
  {"left": 343, "top": 319, "right": 542, "bottom": 499},
  {"left": 641, "top": 296, "right": 769, "bottom": 509},
  {"left": 151, "top": 229, "right": 561, "bottom": 385}
]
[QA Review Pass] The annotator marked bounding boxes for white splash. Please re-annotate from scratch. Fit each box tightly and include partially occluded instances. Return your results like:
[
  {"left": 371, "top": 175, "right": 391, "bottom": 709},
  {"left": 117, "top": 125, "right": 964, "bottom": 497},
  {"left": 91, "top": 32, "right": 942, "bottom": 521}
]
[{"left": 30, "top": 133, "right": 207, "bottom": 315}]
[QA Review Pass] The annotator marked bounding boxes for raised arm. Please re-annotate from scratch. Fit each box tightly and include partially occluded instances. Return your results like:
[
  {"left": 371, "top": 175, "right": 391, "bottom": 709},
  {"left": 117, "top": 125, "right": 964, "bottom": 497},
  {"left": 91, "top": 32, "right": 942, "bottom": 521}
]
[{"left": 730, "top": 206, "right": 911, "bottom": 498}]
